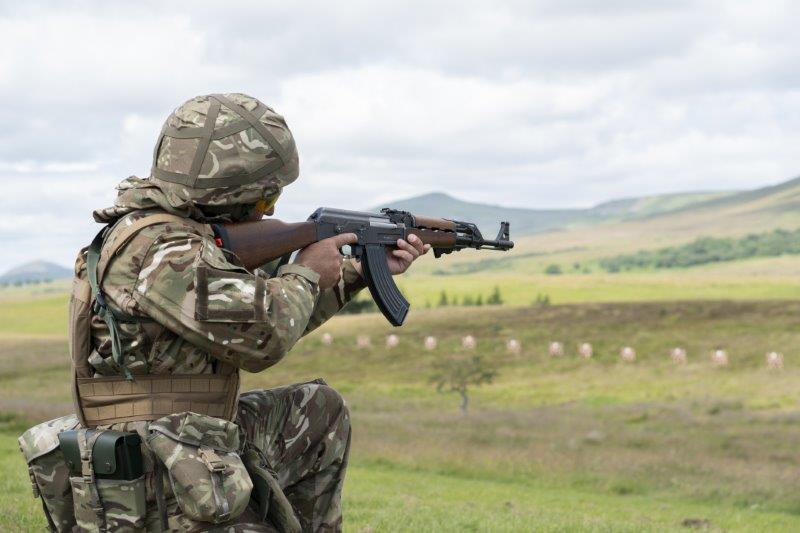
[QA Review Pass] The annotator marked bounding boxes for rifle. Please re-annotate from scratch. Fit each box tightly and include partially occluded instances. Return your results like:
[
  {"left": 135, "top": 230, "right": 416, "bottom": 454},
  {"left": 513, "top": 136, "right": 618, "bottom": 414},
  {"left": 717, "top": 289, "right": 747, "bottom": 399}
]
[{"left": 215, "top": 208, "right": 514, "bottom": 326}]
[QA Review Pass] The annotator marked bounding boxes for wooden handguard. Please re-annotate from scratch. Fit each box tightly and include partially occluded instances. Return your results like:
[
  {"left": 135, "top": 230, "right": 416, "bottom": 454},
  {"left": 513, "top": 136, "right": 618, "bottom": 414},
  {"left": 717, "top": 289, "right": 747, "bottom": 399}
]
[
  {"left": 407, "top": 228, "right": 457, "bottom": 247},
  {"left": 412, "top": 215, "right": 456, "bottom": 232}
]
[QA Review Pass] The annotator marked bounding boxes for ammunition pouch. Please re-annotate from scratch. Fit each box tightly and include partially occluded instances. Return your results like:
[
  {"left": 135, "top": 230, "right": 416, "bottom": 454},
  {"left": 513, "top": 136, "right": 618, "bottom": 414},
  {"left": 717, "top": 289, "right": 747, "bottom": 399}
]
[
  {"left": 58, "top": 429, "right": 144, "bottom": 481},
  {"left": 148, "top": 411, "right": 253, "bottom": 524},
  {"left": 61, "top": 429, "right": 147, "bottom": 532}
]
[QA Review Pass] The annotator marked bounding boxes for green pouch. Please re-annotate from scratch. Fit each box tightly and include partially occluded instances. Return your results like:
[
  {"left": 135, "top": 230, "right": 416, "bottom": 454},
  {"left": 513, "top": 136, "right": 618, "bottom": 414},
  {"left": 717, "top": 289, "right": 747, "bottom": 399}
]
[
  {"left": 147, "top": 411, "right": 253, "bottom": 524},
  {"left": 68, "top": 475, "right": 147, "bottom": 532},
  {"left": 58, "top": 429, "right": 144, "bottom": 480}
]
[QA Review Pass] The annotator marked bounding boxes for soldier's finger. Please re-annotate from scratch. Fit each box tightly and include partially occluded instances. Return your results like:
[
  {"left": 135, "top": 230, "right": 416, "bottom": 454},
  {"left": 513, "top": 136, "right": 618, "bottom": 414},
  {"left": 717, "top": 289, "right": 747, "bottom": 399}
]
[
  {"left": 423, "top": 244, "right": 432, "bottom": 254},
  {"left": 331, "top": 233, "right": 359, "bottom": 248},
  {"left": 406, "top": 234, "right": 426, "bottom": 254},
  {"left": 392, "top": 249, "right": 415, "bottom": 264},
  {"left": 396, "top": 238, "right": 421, "bottom": 258}
]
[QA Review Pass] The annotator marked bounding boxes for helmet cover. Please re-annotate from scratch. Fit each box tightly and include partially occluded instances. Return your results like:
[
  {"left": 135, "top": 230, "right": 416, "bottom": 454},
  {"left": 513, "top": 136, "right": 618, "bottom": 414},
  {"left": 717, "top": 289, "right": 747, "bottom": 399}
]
[{"left": 151, "top": 93, "right": 298, "bottom": 209}]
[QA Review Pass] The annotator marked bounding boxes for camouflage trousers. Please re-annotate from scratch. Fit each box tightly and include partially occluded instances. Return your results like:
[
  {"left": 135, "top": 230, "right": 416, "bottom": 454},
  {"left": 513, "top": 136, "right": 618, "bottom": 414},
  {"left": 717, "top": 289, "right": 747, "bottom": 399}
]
[
  {"left": 22, "top": 380, "right": 351, "bottom": 533},
  {"left": 235, "top": 380, "right": 352, "bottom": 533}
]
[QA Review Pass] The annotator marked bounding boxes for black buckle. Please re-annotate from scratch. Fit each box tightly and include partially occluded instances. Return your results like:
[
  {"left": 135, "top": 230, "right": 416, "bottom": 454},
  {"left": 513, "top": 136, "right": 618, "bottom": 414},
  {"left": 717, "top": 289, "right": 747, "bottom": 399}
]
[{"left": 92, "top": 291, "right": 107, "bottom": 313}]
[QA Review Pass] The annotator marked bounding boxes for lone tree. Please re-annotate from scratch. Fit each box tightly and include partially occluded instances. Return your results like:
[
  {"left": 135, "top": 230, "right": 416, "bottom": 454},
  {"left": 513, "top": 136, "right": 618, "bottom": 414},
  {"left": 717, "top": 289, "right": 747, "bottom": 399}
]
[
  {"left": 486, "top": 286, "right": 504, "bottom": 305},
  {"left": 438, "top": 290, "right": 449, "bottom": 307},
  {"left": 430, "top": 356, "right": 497, "bottom": 414}
]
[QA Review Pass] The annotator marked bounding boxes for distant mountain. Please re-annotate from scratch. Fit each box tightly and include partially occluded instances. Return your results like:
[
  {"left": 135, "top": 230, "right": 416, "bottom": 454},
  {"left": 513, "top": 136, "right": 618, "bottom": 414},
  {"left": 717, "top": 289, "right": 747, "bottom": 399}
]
[
  {"left": 0, "top": 261, "right": 72, "bottom": 284},
  {"left": 372, "top": 190, "right": 736, "bottom": 236},
  {"left": 664, "top": 175, "right": 800, "bottom": 216},
  {"left": 441, "top": 174, "right": 800, "bottom": 275},
  {"left": 588, "top": 191, "right": 735, "bottom": 219}
]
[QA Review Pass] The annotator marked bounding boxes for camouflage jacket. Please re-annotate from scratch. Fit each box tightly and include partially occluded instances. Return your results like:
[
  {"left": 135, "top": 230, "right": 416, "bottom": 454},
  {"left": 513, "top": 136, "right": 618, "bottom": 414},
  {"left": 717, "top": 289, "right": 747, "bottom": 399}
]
[{"left": 88, "top": 208, "right": 365, "bottom": 376}]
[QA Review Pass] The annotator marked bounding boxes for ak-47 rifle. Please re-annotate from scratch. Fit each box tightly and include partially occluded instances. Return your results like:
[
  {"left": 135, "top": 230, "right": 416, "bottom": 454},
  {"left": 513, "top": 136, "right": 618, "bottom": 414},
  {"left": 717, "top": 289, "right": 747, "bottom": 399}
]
[{"left": 215, "top": 208, "right": 514, "bottom": 326}]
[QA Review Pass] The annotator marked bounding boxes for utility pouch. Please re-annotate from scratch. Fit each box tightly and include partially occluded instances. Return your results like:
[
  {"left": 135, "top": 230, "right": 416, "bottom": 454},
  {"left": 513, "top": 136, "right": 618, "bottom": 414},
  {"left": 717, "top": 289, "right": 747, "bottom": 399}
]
[
  {"left": 18, "top": 415, "right": 81, "bottom": 532},
  {"left": 148, "top": 411, "right": 253, "bottom": 524},
  {"left": 61, "top": 429, "right": 147, "bottom": 532},
  {"left": 59, "top": 430, "right": 144, "bottom": 480},
  {"left": 68, "top": 476, "right": 147, "bottom": 532}
]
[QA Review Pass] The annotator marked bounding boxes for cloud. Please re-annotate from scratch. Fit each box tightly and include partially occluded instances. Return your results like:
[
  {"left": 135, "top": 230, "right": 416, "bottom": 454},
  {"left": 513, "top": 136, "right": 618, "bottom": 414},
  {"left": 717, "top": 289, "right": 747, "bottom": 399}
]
[{"left": 1, "top": 0, "right": 799, "bottom": 271}]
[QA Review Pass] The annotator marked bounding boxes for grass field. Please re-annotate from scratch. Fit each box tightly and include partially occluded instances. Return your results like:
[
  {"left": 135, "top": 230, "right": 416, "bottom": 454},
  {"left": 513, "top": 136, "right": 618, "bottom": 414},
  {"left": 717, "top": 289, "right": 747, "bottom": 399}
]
[
  {"left": 7, "top": 263, "right": 800, "bottom": 327},
  {"left": 399, "top": 269, "right": 800, "bottom": 307},
  {"left": 2, "top": 293, "right": 800, "bottom": 531}
]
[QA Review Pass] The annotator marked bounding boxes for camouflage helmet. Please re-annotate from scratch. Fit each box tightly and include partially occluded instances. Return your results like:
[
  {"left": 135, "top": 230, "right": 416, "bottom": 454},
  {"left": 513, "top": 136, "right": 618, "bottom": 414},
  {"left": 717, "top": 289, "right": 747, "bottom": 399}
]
[{"left": 150, "top": 93, "right": 298, "bottom": 209}]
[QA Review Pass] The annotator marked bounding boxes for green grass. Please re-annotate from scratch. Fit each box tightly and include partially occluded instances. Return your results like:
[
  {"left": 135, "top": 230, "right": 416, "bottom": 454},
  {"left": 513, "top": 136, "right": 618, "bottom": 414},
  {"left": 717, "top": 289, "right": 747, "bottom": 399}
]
[
  {"left": 0, "top": 294, "right": 68, "bottom": 337},
  {"left": 4, "top": 431, "right": 799, "bottom": 532},
  {"left": 0, "top": 416, "right": 50, "bottom": 532},
  {"left": 346, "top": 460, "right": 800, "bottom": 532},
  {"left": 5, "top": 301, "right": 800, "bottom": 531},
  {"left": 4, "top": 271, "right": 800, "bottom": 338},
  {"left": 398, "top": 271, "right": 800, "bottom": 306},
  {"left": 4, "top": 429, "right": 799, "bottom": 532}
]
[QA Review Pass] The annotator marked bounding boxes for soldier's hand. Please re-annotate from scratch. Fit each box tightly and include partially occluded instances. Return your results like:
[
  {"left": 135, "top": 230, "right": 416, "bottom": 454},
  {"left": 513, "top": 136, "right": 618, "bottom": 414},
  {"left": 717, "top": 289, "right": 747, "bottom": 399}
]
[
  {"left": 295, "top": 233, "right": 359, "bottom": 290},
  {"left": 352, "top": 233, "right": 431, "bottom": 278}
]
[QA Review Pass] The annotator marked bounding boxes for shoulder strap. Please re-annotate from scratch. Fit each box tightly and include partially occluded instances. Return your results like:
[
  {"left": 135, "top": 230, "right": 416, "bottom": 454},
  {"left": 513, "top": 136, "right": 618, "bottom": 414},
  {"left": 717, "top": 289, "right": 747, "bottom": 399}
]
[{"left": 87, "top": 213, "right": 211, "bottom": 380}]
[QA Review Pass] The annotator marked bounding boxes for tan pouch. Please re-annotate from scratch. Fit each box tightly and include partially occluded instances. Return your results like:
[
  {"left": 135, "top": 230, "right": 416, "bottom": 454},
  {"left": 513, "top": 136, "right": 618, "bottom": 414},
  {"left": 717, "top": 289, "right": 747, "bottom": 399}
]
[{"left": 148, "top": 411, "right": 253, "bottom": 524}]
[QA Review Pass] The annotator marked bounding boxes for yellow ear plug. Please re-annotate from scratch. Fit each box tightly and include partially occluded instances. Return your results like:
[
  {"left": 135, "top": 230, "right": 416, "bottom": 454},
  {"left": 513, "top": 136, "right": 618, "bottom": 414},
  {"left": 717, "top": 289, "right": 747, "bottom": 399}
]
[{"left": 255, "top": 191, "right": 281, "bottom": 212}]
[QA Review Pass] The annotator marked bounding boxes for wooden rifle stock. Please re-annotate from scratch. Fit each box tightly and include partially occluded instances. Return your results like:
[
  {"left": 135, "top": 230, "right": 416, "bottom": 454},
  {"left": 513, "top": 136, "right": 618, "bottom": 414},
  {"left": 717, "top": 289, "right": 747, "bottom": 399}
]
[{"left": 218, "top": 219, "right": 318, "bottom": 270}]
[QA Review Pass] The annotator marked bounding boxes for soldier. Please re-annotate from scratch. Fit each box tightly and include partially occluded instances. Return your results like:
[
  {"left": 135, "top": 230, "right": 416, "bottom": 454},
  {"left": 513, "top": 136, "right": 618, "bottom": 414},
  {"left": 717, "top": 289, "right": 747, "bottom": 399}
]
[{"left": 19, "top": 93, "right": 429, "bottom": 532}]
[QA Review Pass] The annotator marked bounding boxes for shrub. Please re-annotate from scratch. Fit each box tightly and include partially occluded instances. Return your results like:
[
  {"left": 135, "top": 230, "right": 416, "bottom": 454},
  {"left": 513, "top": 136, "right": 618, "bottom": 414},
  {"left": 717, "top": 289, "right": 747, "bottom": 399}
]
[
  {"left": 486, "top": 286, "right": 504, "bottom": 305},
  {"left": 340, "top": 294, "right": 377, "bottom": 315},
  {"left": 544, "top": 264, "right": 563, "bottom": 275},
  {"left": 438, "top": 290, "right": 449, "bottom": 307},
  {"left": 599, "top": 228, "right": 800, "bottom": 272}
]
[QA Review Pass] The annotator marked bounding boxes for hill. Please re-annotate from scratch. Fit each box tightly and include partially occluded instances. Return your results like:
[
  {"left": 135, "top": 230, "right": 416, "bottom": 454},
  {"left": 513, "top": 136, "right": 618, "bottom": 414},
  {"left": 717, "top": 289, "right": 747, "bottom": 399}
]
[
  {"left": 588, "top": 190, "right": 735, "bottom": 219},
  {"left": 0, "top": 261, "right": 71, "bottom": 284},
  {"left": 371, "top": 190, "right": 734, "bottom": 237},
  {"left": 419, "top": 175, "right": 800, "bottom": 276}
]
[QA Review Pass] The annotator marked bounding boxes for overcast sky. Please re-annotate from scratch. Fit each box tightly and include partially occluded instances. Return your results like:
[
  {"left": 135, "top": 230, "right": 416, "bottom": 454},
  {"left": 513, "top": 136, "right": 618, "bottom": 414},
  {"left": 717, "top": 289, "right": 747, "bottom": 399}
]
[{"left": 1, "top": 0, "right": 799, "bottom": 271}]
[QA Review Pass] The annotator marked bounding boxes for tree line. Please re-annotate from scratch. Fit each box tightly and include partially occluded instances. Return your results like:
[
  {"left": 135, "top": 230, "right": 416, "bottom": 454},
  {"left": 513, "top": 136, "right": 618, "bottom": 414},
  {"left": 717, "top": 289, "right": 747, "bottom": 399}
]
[
  {"left": 340, "top": 286, "right": 507, "bottom": 314},
  {"left": 599, "top": 228, "right": 800, "bottom": 272}
]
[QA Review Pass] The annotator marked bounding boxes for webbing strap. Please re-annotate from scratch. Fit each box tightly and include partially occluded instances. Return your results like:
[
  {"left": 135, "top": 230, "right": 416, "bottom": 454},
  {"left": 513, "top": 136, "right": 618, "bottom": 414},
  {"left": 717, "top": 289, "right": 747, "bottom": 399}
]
[
  {"left": 188, "top": 98, "right": 221, "bottom": 185},
  {"left": 77, "top": 430, "right": 106, "bottom": 531},
  {"left": 87, "top": 213, "right": 211, "bottom": 380},
  {"left": 211, "top": 94, "right": 293, "bottom": 164},
  {"left": 76, "top": 373, "right": 240, "bottom": 426},
  {"left": 153, "top": 449, "right": 168, "bottom": 531},
  {"left": 270, "top": 252, "right": 293, "bottom": 278},
  {"left": 87, "top": 230, "right": 131, "bottom": 381},
  {"left": 242, "top": 446, "right": 301, "bottom": 533}
]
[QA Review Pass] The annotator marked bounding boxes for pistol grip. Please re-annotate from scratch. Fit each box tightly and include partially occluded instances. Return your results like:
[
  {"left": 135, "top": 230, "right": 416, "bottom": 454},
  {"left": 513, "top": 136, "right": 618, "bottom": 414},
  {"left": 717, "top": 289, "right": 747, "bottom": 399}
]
[{"left": 361, "top": 244, "right": 409, "bottom": 326}]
